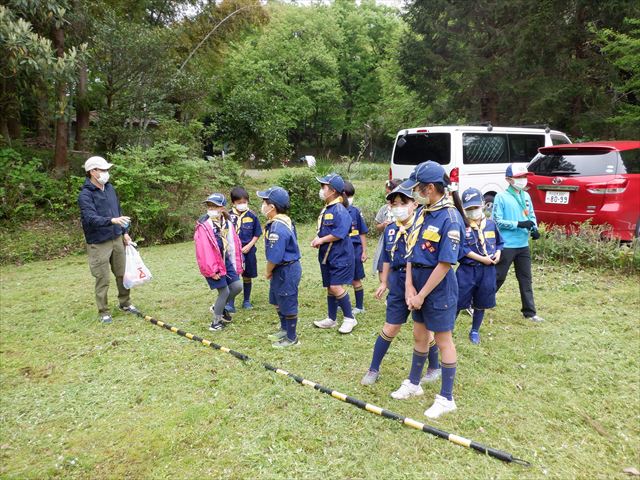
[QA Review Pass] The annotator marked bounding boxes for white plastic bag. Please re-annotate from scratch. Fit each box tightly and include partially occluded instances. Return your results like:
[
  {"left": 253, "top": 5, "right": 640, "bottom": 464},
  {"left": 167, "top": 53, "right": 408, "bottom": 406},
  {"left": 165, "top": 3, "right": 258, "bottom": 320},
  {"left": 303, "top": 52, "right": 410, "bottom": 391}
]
[{"left": 123, "top": 244, "right": 152, "bottom": 289}]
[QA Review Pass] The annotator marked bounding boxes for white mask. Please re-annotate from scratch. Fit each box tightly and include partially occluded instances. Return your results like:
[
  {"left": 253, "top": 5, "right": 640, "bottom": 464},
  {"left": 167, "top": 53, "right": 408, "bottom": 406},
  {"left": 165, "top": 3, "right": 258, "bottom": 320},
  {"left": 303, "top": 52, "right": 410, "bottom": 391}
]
[
  {"left": 319, "top": 188, "right": 326, "bottom": 201},
  {"left": 347, "top": 197, "right": 354, "bottom": 206},
  {"left": 391, "top": 206, "right": 410, "bottom": 221},
  {"left": 207, "top": 209, "right": 220, "bottom": 218},
  {"left": 260, "top": 203, "right": 273, "bottom": 216},
  {"left": 465, "top": 208, "right": 483, "bottom": 220},
  {"left": 97, "top": 171, "right": 110, "bottom": 185},
  {"left": 413, "top": 190, "right": 429, "bottom": 205},
  {"left": 512, "top": 178, "right": 528, "bottom": 190},
  {"left": 235, "top": 203, "right": 248, "bottom": 212}
]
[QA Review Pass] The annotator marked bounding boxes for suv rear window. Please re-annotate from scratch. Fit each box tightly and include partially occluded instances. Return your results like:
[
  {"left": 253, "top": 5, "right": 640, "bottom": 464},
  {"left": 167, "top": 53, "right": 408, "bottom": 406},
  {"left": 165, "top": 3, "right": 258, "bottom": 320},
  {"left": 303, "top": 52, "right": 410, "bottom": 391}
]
[
  {"left": 528, "top": 150, "right": 621, "bottom": 176},
  {"left": 393, "top": 133, "right": 451, "bottom": 166}
]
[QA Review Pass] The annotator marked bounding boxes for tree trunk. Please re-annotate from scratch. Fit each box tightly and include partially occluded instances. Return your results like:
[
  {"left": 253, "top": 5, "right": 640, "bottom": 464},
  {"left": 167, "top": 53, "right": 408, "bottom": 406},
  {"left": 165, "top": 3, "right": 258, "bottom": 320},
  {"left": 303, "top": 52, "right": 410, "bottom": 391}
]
[
  {"left": 53, "top": 26, "right": 69, "bottom": 173},
  {"left": 75, "top": 62, "right": 90, "bottom": 151},
  {"left": 36, "top": 81, "right": 51, "bottom": 145}
]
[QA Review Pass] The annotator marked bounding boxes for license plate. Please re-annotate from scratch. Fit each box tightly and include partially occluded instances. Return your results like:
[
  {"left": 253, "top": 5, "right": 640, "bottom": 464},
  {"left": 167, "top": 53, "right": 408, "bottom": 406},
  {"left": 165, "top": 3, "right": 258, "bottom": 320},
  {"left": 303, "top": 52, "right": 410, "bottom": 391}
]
[{"left": 545, "top": 191, "right": 570, "bottom": 204}]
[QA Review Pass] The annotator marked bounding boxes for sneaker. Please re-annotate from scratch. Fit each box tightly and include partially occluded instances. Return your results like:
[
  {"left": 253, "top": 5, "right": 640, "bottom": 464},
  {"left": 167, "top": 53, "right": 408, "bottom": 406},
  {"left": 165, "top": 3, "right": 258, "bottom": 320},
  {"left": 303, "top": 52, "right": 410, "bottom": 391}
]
[
  {"left": 525, "top": 315, "right": 544, "bottom": 322},
  {"left": 424, "top": 394, "right": 457, "bottom": 419},
  {"left": 469, "top": 330, "right": 480, "bottom": 345},
  {"left": 314, "top": 318, "right": 337, "bottom": 329},
  {"left": 465, "top": 307, "right": 474, "bottom": 316},
  {"left": 221, "top": 309, "right": 233, "bottom": 324},
  {"left": 267, "top": 329, "right": 287, "bottom": 341},
  {"left": 272, "top": 337, "right": 299, "bottom": 348},
  {"left": 209, "top": 321, "right": 224, "bottom": 332},
  {"left": 352, "top": 307, "right": 365, "bottom": 315},
  {"left": 420, "top": 368, "right": 442, "bottom": 384},
  {"left": 119, "top": 304, "right": 141, "bottom": 315},
  {"left": 242, "top": 301, "right": 253, "bottom": 310},
  {"left": 391, "top": 379, "right": 424, "bottom": 400},
  {"left": 338, "top": 317, "right": 358, "bottom": 334},
  {"left": 361, "top": 369, "right": 379, "bottom": 386},
  {"left": 99, "top": 314, "right": 113, "bottom": 324},
  {"left": 225, "top": 303, "right": 236, "bottom": 313}
]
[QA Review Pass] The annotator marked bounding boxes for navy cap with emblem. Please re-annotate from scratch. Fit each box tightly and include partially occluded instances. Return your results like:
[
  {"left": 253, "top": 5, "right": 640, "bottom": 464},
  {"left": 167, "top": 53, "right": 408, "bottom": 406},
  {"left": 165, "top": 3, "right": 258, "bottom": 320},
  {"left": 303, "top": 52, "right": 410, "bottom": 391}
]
[
  {"left": 203, "top": 193, "right": 226, "bottom": 206},
  {"left": 400, "top": 161, "right": 448, "bottom": 189},
  {"left": 386, "top": 184, "right": 414, "bottom": 201},
  {"left": 257, "top": 186, "right": 290, "bottom": 209},
  {"left": 316, "top": 173, "right": 345, "bottom": 193},
  {"left": 461, "top": 187, "right": 483, "bottom": 209}
]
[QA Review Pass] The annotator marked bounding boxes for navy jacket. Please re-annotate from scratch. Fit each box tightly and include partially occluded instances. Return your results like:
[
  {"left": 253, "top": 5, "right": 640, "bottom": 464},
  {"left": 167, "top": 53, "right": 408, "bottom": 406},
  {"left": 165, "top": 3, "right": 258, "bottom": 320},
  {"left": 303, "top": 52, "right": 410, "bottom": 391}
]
[{"left": 78, "top": 178, "right": 126, "bottom": 244}]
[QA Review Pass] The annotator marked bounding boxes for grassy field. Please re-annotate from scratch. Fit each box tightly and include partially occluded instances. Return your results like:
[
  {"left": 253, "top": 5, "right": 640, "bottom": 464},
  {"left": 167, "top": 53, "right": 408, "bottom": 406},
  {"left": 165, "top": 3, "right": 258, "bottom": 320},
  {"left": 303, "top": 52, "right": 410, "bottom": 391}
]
[{"left": 1, "top": 218, "right": 639, "bottom": 479}]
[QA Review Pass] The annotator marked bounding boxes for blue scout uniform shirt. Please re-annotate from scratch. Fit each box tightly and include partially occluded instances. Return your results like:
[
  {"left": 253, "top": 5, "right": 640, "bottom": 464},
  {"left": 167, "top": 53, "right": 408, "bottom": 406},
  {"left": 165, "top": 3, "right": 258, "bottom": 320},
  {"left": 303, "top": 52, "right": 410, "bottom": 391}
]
[
  {"left": 347, "top": 205, "right": 369, "bottom": 247},
  {"left": 381, "top": 220, "right": 411, "bottom": 269},
  {"left": 460, "top": 218, "right": 504, "bottom": 266},
  {"left": 229, "top": 209, "right": 262, "bottom": 246},
  {"left": 265, "top": 216, "right": 301, "bottom": 265},
  {"left": 493, "top": 187, "right": 537, "bottom": 249},
  {"left": 317, "top": 200, "right": 354, "bottom": 264},
  {"left": 406, "top": 204, "right": 465, "bottom": 266}
]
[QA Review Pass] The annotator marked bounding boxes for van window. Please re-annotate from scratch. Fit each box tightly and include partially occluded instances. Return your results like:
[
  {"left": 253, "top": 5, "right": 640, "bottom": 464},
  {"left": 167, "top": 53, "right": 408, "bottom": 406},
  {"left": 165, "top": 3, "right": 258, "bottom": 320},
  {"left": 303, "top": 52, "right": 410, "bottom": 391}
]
[
  {"left": 528, "top": 150, "right": 620, "bottom": 176},
  {"left": 620, "top": 148, "right": 640, "bottom": 174},
  {"left": 509, "top": 135, "right": 545, "bottom": 162},
  {"left": 551, "top": 134, "right": 571, "bottom": 145},
  {"left": 393, "top": 133, "right": 451, "bottom": 166},
  {"left": 463, "top": 134, "right": 508, "bottom": 164}
]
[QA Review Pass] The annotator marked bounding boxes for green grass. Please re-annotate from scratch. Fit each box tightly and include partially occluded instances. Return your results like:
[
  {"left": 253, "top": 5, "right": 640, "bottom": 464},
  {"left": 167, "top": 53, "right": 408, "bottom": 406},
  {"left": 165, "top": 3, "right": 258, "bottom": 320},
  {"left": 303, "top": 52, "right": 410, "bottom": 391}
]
[{"left": 1, "top": 172, "right": 639, "bottom": 479}]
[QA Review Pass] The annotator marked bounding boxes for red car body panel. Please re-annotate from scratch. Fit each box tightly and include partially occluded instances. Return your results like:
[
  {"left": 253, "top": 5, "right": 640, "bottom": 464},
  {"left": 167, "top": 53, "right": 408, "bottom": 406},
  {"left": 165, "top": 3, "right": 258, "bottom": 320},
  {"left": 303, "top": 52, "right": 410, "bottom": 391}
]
[{"left": 528, "top": 141, "right": 640, "bottom": 240}]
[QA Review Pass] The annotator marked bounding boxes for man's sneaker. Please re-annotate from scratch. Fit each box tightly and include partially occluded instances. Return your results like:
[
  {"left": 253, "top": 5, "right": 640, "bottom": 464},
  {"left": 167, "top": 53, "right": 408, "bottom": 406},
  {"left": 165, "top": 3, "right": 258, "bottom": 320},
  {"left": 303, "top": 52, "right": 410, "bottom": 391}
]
[
  {"left": 225, "top": 303, "right": 236, "bottom": 313},
  {"left": 209, "top": 321, "right": 224, "bottom": 332},
  {"left": 314, "top": 318, "right": 337, "bottom": 329},
  {"left": 99, "top": 314, "right": 113, "bottom": 324},
  {"left": 391, "top": 379, "right": 424, "bottom": 399},
  {"left": 424, "top": 394, "right": 457, "bottom": 419},
  {"left": 352, "top": 307, "right": 365, "bottom": 315},
  {"left": 525, "top": 315, "right": 545, "bottom": 322},
  {"left": 420, "top": 368, "right": 442, "bottom": 384},
  {"left": 119, "top": 304, "right": 141, "bottom": 315},
  {"left": 268, "top": 329, "right": 287, "bottom": 341},
  {"left": 469, "top": 330, "right": 481, "bottom": 345},
  {"left": 465, "top": 307, "right": 474, "bottom": 316},
  {"left": 221, "top": 309, "right": 233, "bottom": 324},
  {"left": 338, "top": 317, "right": 358, "bottom": 334},
  {"left": 272, "top": 337, "right": 299, "bottom": 348},
  {"left": 242, "top": 301, "right": 253, "bottom": 310},
  {"left": 361, "top": 369, "right": 379, "bottom": 386}
]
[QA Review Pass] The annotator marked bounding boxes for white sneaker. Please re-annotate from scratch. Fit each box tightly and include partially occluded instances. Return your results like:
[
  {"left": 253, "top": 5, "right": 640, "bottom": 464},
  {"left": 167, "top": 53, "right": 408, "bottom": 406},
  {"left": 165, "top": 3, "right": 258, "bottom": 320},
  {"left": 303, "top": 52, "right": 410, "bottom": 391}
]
[
  {"left": 314, "top": 318, "right": 337, "bottom": 329},
  {"left": 352, "top": 307, "right": 365, "bottom": 315},
  {"left": 420, "top": 368, "right": 442, "bottom": 384},
  {"left": 338, "top": 317, "right": 357, "bottom": 334},
  {"left": 390, "top": 379, "right": 424, "bottom": 400},
  {"left": 525, "top": 315, "right": 545, "bottom": 322},
  {"left": 424, "top": 394, "right": 457, "bottom": 419}
]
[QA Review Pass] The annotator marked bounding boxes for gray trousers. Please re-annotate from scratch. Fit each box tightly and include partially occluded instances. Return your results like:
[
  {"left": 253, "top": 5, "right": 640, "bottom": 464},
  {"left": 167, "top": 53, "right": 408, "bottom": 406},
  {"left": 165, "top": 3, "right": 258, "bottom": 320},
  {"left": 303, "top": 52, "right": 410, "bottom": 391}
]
[
  {"left": 87, "top": 236, "right": 130, "bottom": 314},
  {"left": 495, "top": 246, "right": 537, "bottom": 318}
]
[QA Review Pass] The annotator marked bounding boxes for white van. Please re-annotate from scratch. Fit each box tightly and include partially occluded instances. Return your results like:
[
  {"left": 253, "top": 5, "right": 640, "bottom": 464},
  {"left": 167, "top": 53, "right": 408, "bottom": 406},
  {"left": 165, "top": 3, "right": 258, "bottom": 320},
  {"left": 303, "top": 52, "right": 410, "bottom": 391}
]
[{"left": 389, "top": 125, "right": 571, "bottom": 210}]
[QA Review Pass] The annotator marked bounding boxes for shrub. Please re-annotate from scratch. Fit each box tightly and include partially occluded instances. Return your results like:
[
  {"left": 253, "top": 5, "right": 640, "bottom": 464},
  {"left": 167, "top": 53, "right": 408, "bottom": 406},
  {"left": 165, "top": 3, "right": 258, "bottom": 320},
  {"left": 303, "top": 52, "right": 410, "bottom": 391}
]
[{"left": 277, "top": 169, "right": 323, "bottom": 224}]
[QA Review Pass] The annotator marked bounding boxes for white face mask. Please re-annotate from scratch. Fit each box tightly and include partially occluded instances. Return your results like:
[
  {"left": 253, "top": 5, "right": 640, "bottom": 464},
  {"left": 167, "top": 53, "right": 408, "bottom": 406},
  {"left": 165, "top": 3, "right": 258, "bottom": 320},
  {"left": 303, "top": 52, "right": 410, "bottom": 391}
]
[
  {"left": 207, "top": 209, "right": 220, "bottom": 219},
  {"left": 97, "top": 171, "right": 110, "bottom": 185},
  {"left": 512, "top": 178, "right": 528, "bottom": 190},
  {"left": 319, "top": 188, "right": 326, "bottom": 201},
  {"left": 347, "top": 197, "right": 354, "bottom": 206},
  {"left": 260, "top": 203, "right": 273, "bottom": 216},
  {"left": 413, "top": 189, "right": 429, "bottom": 205},
  {"left": 391, "top": 206, "right": 410, "bottom": 221},
  {"left": 465, "top": 208, "right": 483, "bottom": 220},
  {"left": 235, "top": 203, "right": 248, "bottom": 212}
]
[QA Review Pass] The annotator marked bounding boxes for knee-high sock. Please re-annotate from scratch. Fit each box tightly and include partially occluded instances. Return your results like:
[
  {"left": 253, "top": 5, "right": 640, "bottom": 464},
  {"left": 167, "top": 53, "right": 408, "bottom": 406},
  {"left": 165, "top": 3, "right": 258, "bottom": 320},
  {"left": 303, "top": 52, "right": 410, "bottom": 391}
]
[
  {"left": 243, "top": 277, "right": 252, "bottom": 303},
  {"left": 471, "top": 309, "right": 485, "bottom": 332},
  {"left": 440, "top": 361, "right": 457, "bottom": 401},
  {"left": 285, "top": 314, "right": 298, "bottom": 341},
  {"left": 354, "top": 285, "right": 364, "bottom": 309},
  {"left": 327, "top": 294, "right": 338, "bottom": 320},
  {"left": 369, "top": 331, "right": 393, "bottom": 372},
  {"left": 277, "top": 310, "right": 286, "bottom": 331},
  {"left": 409, "top": 349, "right": 428, "bottom": 385},
  {"left": 427, "top": 339, "right": 440, "bottom": 370},
  {"left": 336, "top": 291, "right": 354, "bottom": 319}
]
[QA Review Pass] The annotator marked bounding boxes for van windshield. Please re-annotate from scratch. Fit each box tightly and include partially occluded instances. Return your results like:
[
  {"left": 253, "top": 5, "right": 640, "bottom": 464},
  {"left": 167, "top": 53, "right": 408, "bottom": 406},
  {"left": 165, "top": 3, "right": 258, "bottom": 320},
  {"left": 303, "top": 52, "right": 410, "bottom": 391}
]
[{"left": 393, "top": 133, "right": 451, "bottom": 166}]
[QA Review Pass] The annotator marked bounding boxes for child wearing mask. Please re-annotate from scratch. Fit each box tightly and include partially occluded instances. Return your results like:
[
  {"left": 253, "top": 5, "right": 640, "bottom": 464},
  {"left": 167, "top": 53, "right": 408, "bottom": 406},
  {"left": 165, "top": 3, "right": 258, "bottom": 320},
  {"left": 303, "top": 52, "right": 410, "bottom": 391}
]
[{"left": 343, "top": 181, "right": 369, "bottom": 315}]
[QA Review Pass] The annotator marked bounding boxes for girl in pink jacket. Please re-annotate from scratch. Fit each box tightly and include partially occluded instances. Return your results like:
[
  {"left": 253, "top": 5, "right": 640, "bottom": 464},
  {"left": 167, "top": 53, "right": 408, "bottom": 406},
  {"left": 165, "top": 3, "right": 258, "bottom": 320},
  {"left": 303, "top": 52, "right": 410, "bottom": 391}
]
[{"left": 194, "top": 193, "right": 244, "bottom": 331}]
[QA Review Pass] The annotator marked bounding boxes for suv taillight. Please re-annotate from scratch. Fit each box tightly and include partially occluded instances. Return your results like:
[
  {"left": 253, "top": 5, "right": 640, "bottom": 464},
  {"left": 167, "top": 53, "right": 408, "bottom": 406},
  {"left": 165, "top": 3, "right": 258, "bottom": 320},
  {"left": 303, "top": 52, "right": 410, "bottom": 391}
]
[{"left": 586, "top": 178, "right": 628, "bottom": 194}]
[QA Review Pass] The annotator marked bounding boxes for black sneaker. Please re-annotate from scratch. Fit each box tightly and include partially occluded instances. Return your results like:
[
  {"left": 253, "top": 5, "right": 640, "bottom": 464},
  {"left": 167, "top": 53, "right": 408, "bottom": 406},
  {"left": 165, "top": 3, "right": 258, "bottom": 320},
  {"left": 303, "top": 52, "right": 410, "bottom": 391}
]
[
  {"left": 119, "top": 304, "right": 141, "bottom": 316},
  {"left": 221, "top": 309, "right": 233, "bottom": 324},
  {"left": 209, "top": 321, "right": 224, "bottom": 332}
]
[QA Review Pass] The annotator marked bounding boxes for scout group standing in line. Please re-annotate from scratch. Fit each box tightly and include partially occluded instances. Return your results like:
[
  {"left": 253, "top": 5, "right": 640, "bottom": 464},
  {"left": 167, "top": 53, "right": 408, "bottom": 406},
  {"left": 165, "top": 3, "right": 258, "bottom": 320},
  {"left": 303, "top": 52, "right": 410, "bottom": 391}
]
[{"left": 79, "top": 157, "right": 543, "bottom": 420}]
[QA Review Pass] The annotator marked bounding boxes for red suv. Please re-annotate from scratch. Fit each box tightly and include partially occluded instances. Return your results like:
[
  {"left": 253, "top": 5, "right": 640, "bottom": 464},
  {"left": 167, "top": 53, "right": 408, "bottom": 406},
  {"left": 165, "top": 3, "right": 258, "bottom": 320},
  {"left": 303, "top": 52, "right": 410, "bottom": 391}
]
[{"left": 527, "top": 141, "right": 640, "bottom": 240}]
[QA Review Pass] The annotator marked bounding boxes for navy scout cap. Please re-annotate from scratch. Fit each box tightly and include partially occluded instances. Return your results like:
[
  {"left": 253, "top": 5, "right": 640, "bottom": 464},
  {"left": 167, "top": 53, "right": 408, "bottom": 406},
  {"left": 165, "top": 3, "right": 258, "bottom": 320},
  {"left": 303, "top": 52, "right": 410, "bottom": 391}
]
[
  {"left": 386, "top": 184, "right": 414, "bottom": 201},
  {"left": 316, "top": 173, "right": 345, "bottom": 193},
  {"left": 461, "top": 187, "right": 483, "bottom": 209},
  {"left": 203, "top": 193, "right": 226, "bottom": 206},
  {"left": 257, "top": 186, "right": 290, "bottom": 209},
  {"left": 400, "top": 161, "right": 448, "bottom": 189}
]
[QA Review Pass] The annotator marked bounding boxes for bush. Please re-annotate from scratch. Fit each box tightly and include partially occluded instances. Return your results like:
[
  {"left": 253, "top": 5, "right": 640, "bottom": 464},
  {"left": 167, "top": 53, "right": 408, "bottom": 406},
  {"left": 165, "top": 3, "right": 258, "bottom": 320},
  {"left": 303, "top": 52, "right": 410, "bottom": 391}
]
[{"left": 277, "top": 169, "right": 323, "bottom": 224}]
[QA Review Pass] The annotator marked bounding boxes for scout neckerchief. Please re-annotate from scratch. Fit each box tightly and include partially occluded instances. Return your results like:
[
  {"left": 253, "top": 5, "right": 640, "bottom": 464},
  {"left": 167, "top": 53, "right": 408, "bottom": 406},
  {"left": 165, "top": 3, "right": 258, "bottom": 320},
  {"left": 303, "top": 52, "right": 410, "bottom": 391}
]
[
  {"left": 389, "top": 216, "right": 413, "bottom": 261},
  {"left": 211, "top": 217, "right": 229, "bottom": 255},
  {"left": 316, "top": 196, "right": 343, "bottom": 234},
  {"left": 405, "top": 194, "right": 455, "bottom": 257},
  {"left": 506, "top": 185, "right": 529, "bottom": 217},
  {"left": 266, "top": 213, "right": 293, "bottom": 233},
  {"left": 231, "top": 207, "right": 248, "bottom": 231},
  {"left": 468, "top": 216, "right": 488, "bottom": 257}
]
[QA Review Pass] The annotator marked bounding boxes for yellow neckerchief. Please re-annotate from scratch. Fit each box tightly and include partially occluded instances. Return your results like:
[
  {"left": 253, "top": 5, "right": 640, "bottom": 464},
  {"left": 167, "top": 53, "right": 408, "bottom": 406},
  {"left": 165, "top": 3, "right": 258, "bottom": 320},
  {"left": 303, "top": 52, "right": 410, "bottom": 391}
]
[
  {"left": 405, "top": 194, "right": 455, "bottom": 257},
  {"left": 266, "top": 213, "right": 293, "bottom": 233},
  {"left": 468, "top": 216, "right": 488, "bottom": 256},
  {"left": 211, "top": 217, "right": 229, "bottom": 255},
  {"left": 231, "top": 207, "right": 248, "bottom": 231},
  {"left": 390, "top": 216, "right": 414, "bottom": 261},
  {"left": 316, "top": 196, "right": 343, "bottom": 235}
]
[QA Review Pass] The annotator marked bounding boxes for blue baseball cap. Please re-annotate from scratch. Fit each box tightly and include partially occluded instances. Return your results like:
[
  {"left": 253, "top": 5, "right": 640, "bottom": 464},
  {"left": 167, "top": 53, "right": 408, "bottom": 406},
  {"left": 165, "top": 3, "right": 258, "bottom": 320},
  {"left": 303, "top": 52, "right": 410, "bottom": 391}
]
[
  {"left": 461, "top": 187, "right": 483, "bottom": 209},
  {"left": 386, "top": 184, "right": 414, "bottom": 201},
  {"left": 505, "top": 163, "right": 532, "bottom": 178},
  {"left": 400, "top": 161, "right": 448, "bottom": 189},
  {"left": 203, "top": 193, "right": 226, "bottom": 206},
  {"left": 316, "top": 173, "right": 345, "bottom": 193},
  {"left": 257, "top": 186, "right": 290, "bottom": 209}
]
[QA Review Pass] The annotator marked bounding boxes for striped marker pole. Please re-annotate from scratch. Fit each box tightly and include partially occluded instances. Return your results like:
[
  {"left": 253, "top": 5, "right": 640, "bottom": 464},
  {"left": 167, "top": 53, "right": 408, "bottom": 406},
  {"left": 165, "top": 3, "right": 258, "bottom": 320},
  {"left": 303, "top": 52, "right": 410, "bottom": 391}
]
[{"left": 138, "top": 313, "right": 530, "bottom": 466}]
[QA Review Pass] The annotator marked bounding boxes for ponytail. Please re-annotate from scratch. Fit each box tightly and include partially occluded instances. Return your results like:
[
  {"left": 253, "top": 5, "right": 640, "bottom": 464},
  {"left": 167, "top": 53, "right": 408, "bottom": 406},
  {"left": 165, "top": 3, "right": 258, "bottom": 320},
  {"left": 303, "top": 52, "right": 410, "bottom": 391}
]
[{"left": 434, "top": 175, "right": 468, "bottom": 227}]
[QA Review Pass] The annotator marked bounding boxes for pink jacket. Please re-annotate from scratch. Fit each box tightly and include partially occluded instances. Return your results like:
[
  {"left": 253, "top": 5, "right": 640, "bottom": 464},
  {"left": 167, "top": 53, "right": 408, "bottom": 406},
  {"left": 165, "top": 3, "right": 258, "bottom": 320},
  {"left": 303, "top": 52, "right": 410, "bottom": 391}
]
[{"left": 194, "top": 216, "right": 244, "bottom": 278}]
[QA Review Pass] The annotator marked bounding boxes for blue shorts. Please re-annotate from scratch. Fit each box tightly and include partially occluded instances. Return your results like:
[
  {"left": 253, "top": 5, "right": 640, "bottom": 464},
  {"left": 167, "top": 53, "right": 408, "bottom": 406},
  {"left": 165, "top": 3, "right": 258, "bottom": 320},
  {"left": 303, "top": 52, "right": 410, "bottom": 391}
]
[
  {"left": 269, "top": 261, "right": 302, "bottom": 316},
  {"left": 410, "top": 266, "right": 458, "bottom": 332},
  {"left": 386, "top": 269, "right": 410, "bottom": 325},
  {"left": 205, "top": 258, "right": 240, "bottom": 289},
  {"left": 353, "top": 244, "right": 365, "bottom": 281},
  {"left": 242, "top": 247, "right": 258, "bottom": 278},
  {"left": 456, "top": 263, "right": 496, "bottom": 310},
  {"left": 320, "top": 260, "right": 354, "bottom": 288}
]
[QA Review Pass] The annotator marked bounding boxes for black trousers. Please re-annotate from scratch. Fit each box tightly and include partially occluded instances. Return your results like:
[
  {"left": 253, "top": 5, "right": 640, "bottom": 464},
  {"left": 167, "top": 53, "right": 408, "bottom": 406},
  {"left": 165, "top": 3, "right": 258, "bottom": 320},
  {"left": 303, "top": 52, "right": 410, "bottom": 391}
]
[{"left": 495, "top": 246, "right": 537, "bottom": 318}]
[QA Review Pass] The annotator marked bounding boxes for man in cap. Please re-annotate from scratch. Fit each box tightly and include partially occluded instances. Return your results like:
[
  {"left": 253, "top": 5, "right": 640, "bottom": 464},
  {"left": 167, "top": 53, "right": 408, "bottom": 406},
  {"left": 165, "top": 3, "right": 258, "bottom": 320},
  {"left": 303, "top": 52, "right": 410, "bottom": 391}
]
[{"left": 78, "top": 156, "right": 140, "bottom": 323}]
